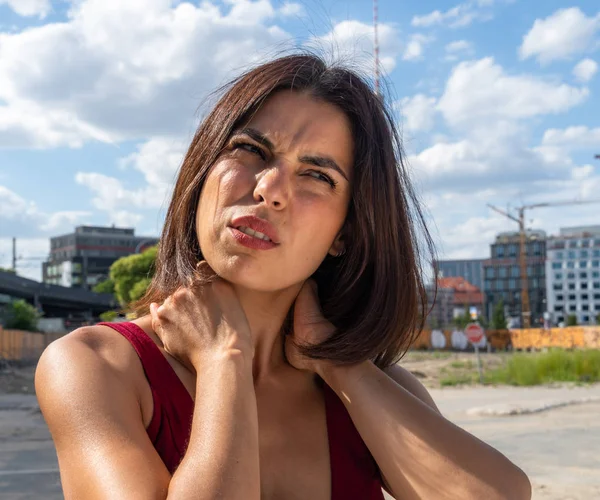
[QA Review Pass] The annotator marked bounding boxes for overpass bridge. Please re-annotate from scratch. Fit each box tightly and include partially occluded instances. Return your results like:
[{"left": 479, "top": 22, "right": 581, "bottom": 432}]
[{"left": 0, "top": 270, "right": 118, "bottom": 319}]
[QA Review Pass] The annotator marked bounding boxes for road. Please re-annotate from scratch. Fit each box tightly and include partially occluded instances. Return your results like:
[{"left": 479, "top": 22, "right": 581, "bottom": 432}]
[{"left": 1, "top": 386, "right": 599, "bottom": 499}]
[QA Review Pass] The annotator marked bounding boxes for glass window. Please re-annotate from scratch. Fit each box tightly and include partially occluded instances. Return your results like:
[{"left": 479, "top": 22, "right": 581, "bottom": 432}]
[
  {"left": 484, "top": 281, "right": 491, "bottom": 291},
  {"left": 508, "top": 279, "right": 516, "bottom": 290},
  {"left": 595, "top": 293, "right": 600, "bottom": 300},
  {"left": 511, "top": 266, "right": 520, "bottom": 277},
  {"left": 569, "top": 294, "right": 576, "bottom": 301},
  {"left": 555, "top": 273, "right": 563, "bottom": 280},
  {"left": 567, "top": 262, "right": 575, "bottom": 269},
  {"left": 582, "top": 282, "right": 588, "bottom": 290},
  {"left": 582, "top": 305, "right": 589, "bottom": 312},
  {"left": 568, "top": 272, "right": 575, "bottom": 279},
  {"left": 582, "top": 239, "right": 591, "bottom": 248},
  {"left": 556, "top": 294, "right": 564, "bottom": 301},
  {"left": 569, "top": 305, "right": 577, "bottom": 312},
  {"left": 556, "top": 251, "right": 564, "bottom": 259},
  {"left": 594, "top": 272, "right": 600, "bottom": 279},
  {"left": 581, "top": 250, "right": 589, "bottom": 258},
  {"left": 593, "top": 261, "right": 600, "bottom": 268},
  {"left": 552, "top": 262, "right": 562, "bottom": 269},
  {"left": 554, "top": 305, "right": 564, "bottom": 312},
  {"left": 496, "top": 246, "right": 505, "bottom": 258},
  {"left": 594, "top": 282, "right": 600, "bottom": 289},
  {"left": 568, "top": 250, "right": 576, "bottom": 259},
  {"left": 593, "top": 250, "right": 600, "bottom": 258},
  {"left": 508, "top": 244, "right": 517, "bottom": 257},
  {"left": 499, "top": 267, "right": 508, "bottom": 278},
  {"left": 553, "top": 283, "right": 562, "bottom": 290},
  {"left": 581, "top": 272, "right": 588, "bottom": 279},
  {"left": 580, "top": 261, "right": 588, "bottom": 269},
  {"left": 569, "top": 241, "right": 578, "bottom": 248},
  {"left": 569, "top": 283, "right": 576, "bottom": 290},
  {"left": 485, "top": 268, "right": 495, "bottom": 278}
]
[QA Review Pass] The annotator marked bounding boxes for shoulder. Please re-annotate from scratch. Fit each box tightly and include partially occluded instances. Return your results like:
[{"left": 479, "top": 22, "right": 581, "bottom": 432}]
[
  {"left": 383, "top": 363, "right": 440, "bottom": 413},
  {"left": 35, "top": 325, "right": 145, "bottom": 428}
]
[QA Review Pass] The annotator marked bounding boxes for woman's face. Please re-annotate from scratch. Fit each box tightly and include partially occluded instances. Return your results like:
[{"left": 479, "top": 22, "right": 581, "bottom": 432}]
[{"left": 196, "top": 90, "right": 354, "bottom": 292}]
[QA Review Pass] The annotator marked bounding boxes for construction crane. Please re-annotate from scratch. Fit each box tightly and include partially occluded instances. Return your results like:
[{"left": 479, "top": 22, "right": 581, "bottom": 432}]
[{"left": 487, "top": 199, "right": 600, "bottom": 328}]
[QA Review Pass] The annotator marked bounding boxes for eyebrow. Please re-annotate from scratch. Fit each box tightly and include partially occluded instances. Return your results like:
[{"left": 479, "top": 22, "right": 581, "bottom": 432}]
[{"left": 235, "top": 127, "right": 349, "bottom": 182}]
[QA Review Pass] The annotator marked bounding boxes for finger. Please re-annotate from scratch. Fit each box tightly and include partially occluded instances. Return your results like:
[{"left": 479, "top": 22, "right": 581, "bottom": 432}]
[{"left": 149, "top": 303, "right": 161, "bottom": 335}]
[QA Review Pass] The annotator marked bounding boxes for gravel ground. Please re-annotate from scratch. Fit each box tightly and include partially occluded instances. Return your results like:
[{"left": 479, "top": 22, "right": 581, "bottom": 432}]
[{"left": 1, "top": 362, "right": 599, "bottom": 499}]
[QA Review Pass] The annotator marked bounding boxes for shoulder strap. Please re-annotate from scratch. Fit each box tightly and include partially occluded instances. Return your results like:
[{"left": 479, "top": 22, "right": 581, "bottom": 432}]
[{"left": 97, "top": 321, "right": 192, "bottom": 405}]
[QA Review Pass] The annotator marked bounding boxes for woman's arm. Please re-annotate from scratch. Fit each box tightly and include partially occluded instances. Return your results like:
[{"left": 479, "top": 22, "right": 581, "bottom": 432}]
[
  {"left": 37, "top": 321, "right": 259, "bottom": 499},
  {"left": 317, "top": 360, "right": 532, "bottom": 500}
]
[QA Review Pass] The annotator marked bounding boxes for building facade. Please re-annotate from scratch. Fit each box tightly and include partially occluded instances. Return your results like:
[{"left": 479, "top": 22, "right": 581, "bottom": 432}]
[
  {"left": 425, "top": 277, "right": 483, "bottom": 328},
  {"left": 425, "top": 283, "right": 454, "bottom": 329},
  {"left": 545, "top": 226, "right": 600, "bottom": 326},
  {"left": 43, "top": 226, "right": 159, "bottom": 290},
  {"left": 483, "top": 230, "right": 546, "bottom": 327},
  {"left": 433, "top": 259, "right": 485, "bottom": 291}
]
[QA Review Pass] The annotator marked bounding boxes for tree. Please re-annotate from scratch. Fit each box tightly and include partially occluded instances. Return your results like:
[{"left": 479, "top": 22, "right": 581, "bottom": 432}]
[
  {"left": 0, "top": 267, "right": 16, "bottom": 274},
  {"left": 93, "top": 278, "right": 115, "bottom": 295},
  {"left": 2, "top": 300, "right": 41, "bottom": 332},
  {"left": 490, "top": 299, "right": 507, "bottom": 330},
  {"left": 566, "top": 314, "right": 578, "bottom": 327},
  {"left": 109, "top": 246, "right": 157, "bottom": 307},
  {"left": 452, "top": 310, "right": 472, "bottom": 329}
]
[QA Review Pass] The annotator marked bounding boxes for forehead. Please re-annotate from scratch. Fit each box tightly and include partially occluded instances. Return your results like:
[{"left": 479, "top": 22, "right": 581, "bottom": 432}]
[{"left": 243, "top": 91, "right": 354, "bottom": 175}]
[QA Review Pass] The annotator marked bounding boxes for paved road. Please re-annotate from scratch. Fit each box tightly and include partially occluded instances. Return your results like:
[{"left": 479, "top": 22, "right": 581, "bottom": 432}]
[{"left": 1, "top": 386, "right": 599, "bottom": 499}]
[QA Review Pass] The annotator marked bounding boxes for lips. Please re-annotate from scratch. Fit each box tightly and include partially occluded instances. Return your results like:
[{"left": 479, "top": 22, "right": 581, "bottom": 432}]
[{"left": 230, "top": 215, "right": 280, "bottom": 244}]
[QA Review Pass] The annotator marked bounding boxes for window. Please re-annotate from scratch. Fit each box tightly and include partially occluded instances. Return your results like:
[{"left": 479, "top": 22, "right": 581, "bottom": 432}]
[
  {"left": 581, "top": 250, "right": 589, "bottom": 258},
  {"left": 556, "top": 251, "right": 564, "bottom": 259},
  {"left": 569, "top": 283, "right": 576, "bottom": 290},
  {"left": 569, "top": 241, "right": 578, "bottom": 249},
  {"left": 508, "top": 244, "right": 517, "bottom": 257},
  {"left": 552, "top": 262, "right": 562, "bottom": 269},
  {"left": 568, "top": 250, "right": 576, "bottom": 259},
  {"left": 594, "top": 282, "right": 600, "bottom": 290},
  {"left": 484, "top": 281, "right": 491, "bottom": 291},
  {"left": 581, "top": 272, "right": 588, "bottom": 279},
  {"left": 509, "top": 279, "right": 517, "bottom": 290},
  {"left": 496, "top": 246, "right": 505, "bottom": 258},
  {"left": 595, "top": 293, "right": 600, "bottom": 300},
  {"left": 553, "top": 283, "right": 562, "bottom": 291},
  {"left": 583, "top": 315, "right": 590, "bottom": 323},
  {"left": 593, "top": 261, "right": 600, "bottom": 268},
  {"left": 567, "top": 262, "right": 575, "bottom": 269},
  {"left": 569, "top": 294, "right": 576, "bottom": 301},
  {"left": 555, "top": 273, "right": 563, "bottom": 280},
  {"left": 556, "top": 294, "right": 564, "bottom": 301},
  {"left": 496, "top": 279, "right": 503, "bottom": 290},
  {"left": 580, "top": 261, "right": 588, "bottom": 269},
  {"left": 582, "top": 282, "right": 589, "bottom": 290},
  {"left": 569, "top": 305, "right": 577, "bottom": 312},
  {"left": 510, "top": 265, "right": 519, "bottom": 277},
  {"left": 499, "top": 267, "right": 508, "bottom": 278},
  {"left": 554, "top": 305, "right": 564, "bottom": 312},
  {"left": 582, "top": 294, "right": 589, "bottom": 301},
  {"left": 593, "top": 250, "right": 600, "bottom": 258},
  {"left": 485, "top": 268, "right": 495, "bottom": 278},
  {"left": 568, "top": 272, "right": 576, "bottom": 279}
]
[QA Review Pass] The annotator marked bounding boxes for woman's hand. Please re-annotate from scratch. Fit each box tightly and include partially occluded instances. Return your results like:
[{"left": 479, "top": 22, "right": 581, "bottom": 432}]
[
  {"left": 149, "top": 263, "right": 253, "bottom": 371},
  {"left": 286, "top": 280, "right": 335, "bottom": 374}
]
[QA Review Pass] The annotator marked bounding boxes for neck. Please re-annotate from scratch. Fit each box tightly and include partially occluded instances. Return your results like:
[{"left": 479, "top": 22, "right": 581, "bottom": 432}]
[{"left": 233, "top": 283, "right": 302, "bottom": 380}]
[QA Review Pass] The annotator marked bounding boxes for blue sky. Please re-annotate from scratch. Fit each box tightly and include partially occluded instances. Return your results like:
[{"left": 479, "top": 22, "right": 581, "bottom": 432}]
[{"left": 0, "top": 0, "right": 598, "bottom": 280}]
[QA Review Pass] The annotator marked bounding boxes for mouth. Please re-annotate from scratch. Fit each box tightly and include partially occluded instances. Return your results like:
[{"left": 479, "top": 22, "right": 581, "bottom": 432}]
[
  {"left": 235, "top": 225, "right": 273, "bottom": 242},
  {"left": 229, "top": 215, "right": 280, "bottom": 244}
]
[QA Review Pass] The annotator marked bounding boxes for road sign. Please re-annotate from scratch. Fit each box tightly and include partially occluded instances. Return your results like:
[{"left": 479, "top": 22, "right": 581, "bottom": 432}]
[{"left": 465, "top": 322, "right": 484, "bottom": 344}]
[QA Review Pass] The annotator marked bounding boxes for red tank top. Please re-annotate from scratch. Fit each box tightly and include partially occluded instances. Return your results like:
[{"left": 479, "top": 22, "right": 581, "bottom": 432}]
[{"left": 99, "top": 322, "right": 384, "bottom": 499}]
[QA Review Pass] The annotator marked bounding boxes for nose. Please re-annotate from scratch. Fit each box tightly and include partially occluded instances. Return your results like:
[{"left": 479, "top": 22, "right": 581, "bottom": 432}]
[{"left": 253, "top": 165, "right": 289, "bottom": 210}]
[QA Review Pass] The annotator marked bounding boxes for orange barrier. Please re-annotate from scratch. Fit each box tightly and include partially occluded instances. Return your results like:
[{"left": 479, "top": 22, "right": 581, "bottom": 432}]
[
  {"left": 0, "top": 328, "right": 64, "bottom": 362},
  {"left": 412, "top": 327, "right": 600, "bottom": 351}
]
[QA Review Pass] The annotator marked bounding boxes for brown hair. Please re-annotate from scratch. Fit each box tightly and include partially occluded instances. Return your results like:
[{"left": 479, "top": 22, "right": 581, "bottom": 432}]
[{"left": 132, "top": 52, "right": 435, "bottom": 368}]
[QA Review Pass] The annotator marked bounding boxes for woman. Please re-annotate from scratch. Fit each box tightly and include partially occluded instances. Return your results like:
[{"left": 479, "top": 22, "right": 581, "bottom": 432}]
[{"left": 36, "top": 53, "right": 531, "bottom": 499}]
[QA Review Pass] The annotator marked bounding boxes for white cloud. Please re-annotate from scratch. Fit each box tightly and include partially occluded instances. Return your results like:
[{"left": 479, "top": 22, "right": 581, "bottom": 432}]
[
  {"left": 278, "top": 2, "right": 303, "bottom": 17},
  {"left": 399, "top": 94, "right": 437, "bottom": 132},
  {"left": 437, "top": 57, "right": 589, "bottom": 129},
  {"left": 0, "top": 0, "right": 50, "bottom": 18},
  {"left": 402, "top": 34, "right": 435, "bottom": 61},
  {"left": 0, "top": 0, "right": 292, "bottom": 149},
  {"left": 542, "top": 126, "right": 600, "bottom": 150},
  {"left": 519, "top": 8, "right": 600, "bottom": 64},
  {"left": 311, "top": 20, "right": 401, "bottom": 74},
  {"left": 573, "top": 58, "right": 598, "bottom": 83},
  {"left": 445, "top": 40, "right": 472, "bottom": 53},
  {"left": 411, "top": 1, "right": 494, "bottom": 29}
]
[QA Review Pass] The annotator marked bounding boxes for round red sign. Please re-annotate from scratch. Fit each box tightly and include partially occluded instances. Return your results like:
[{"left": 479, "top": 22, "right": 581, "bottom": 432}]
[{"left": 464, "top": 323, "right": 484, "bottom": 344}]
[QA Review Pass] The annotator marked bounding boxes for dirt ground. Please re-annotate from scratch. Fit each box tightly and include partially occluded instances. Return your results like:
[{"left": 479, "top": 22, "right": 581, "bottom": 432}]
[{"left": 0, "top": 364, "right": 36, "bottom": 395}]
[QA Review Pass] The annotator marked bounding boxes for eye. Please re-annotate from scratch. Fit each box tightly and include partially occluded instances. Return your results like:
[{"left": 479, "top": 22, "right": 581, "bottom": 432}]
[
  {"left": 306, "top": 170, "right": 337, "bottom": 188},
  {"left": 232, "top": 141, "right": 266, "bottom": 161}
]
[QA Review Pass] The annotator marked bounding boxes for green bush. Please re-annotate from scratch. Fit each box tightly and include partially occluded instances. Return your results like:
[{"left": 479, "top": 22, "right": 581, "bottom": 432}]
[{"left": 3, "top": 300, "right": 41, "bottom": 332}]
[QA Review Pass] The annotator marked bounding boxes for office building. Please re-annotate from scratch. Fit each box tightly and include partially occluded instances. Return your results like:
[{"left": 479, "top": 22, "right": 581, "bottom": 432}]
[{"left": 433, "top": 259, "right": 485, "bottom": 290}]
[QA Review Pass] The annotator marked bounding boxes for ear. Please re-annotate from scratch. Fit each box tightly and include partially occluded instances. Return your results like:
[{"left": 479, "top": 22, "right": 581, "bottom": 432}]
[{"left": 328, "top": 232, "right": 345, "bottom": 258}]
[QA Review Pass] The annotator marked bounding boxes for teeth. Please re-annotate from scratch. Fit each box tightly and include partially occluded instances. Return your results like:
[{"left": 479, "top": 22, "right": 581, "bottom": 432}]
[{"left": 237, "top": 226, "right": 271, "bottom": 242}]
